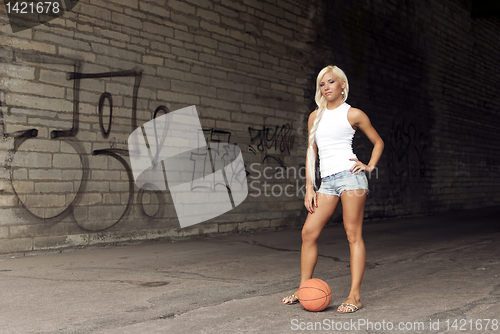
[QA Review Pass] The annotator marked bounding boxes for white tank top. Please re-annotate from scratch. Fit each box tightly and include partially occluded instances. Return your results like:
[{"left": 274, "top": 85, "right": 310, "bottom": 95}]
[{"left": 315, "top": 102, "right": 357, "bottom": 177}]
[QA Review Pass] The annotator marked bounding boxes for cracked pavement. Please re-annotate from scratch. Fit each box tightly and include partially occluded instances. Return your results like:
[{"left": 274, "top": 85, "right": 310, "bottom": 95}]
[{"left": 0, "top": 207, "right": 499, "bottom": 333}]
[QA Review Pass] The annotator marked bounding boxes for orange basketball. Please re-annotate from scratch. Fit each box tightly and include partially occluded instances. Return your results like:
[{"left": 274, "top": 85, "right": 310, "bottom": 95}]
[{"left": 298, "top": 278, "right": 332, "bottom": 312}]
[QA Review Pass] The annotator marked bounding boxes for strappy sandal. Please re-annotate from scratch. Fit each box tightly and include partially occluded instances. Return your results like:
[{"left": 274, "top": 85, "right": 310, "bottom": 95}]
[
  {"left": 282, "top": 294, "right": 299, "bottom": 305},
  {"left": 337, "top": 303, "right": 361, "bottom": 313}
]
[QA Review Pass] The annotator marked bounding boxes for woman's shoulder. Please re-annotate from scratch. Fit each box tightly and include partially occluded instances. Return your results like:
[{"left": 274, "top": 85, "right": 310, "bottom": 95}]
[
  {"left": 347, "top": 107, "right": 367, "bottom": 120},
  {"left": 347, "top": 106, "right": 363, "bottom": 114},
  {"left": 347, "top": 107, "right": 371, "bottom": 128},
  {"left": 309, "top": 109, "right": 318, "bottom": 119},
  {"left": 308, "top": 109, "right": 318, "bottom": 128}
]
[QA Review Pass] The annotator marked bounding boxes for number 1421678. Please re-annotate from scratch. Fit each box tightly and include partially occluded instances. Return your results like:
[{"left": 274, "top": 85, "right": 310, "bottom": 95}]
[{"left": 5, "top": 2, "right": 61, "bottom": 14}]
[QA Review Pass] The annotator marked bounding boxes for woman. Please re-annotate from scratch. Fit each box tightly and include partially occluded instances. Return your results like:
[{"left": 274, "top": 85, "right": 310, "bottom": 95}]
[{"left": 282, "top": 65, "right": 384, "bottom": 313}]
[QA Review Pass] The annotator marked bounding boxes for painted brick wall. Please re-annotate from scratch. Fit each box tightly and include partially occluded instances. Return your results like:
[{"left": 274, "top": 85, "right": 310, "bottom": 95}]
[
  {"left": 0, "top": 0, "right": 315, "bottom": 253},
  {"left": 1, "top": 0, "right": 499, "bottom": 253}
]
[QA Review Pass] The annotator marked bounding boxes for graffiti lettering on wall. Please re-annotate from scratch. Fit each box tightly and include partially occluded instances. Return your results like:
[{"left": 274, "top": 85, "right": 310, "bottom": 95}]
[
  {"left": 202, "top": 127, "right": 249, "bottom": 178},
  {"left": 6, "top": 63, "right": 145, "bottom": 231},
  {"left": 387, "top": 119, "right": 426, "bottom": 191},
  {"left": 248, "top": 124, "right": 295, "bottom": 169},
  {"left": 3, "top": 59, "right": 294, "bottom": 231}
]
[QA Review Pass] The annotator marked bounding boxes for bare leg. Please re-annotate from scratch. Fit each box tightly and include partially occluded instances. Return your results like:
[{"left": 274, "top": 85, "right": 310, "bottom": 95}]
[
  {"left": 337, "top": 189, "right": 367, "bottom": 312},
  {"left": 282, "top": 193, "right": 340, "bottom": 303},
  {"left": 300, "top": 193, "right": 340, "bottom": 285}
]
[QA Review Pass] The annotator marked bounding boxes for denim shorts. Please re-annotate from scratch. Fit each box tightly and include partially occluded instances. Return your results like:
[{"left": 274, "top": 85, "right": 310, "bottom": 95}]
[{"left": 317, "top": 169, "right": 369, "bottom": 197}]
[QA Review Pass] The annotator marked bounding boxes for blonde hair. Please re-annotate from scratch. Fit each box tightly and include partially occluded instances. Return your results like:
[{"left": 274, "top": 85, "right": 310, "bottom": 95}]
[{"left": 306, "top": 65, "right": 349, "bottom": 187}]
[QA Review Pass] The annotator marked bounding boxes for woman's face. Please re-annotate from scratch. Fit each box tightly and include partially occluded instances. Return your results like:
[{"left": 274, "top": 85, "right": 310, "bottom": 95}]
[{"left": 319, "top": 72, "right": 345, "bottom": 102}]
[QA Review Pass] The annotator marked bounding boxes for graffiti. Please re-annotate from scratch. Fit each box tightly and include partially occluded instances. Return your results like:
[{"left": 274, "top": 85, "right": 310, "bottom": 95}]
[
  {"left": 248, "top": 123, "right": 295, "bottom": 168},
  {"left": 55, "top": 68, "right": 143, "bottom": 139},
  {"left": 99, "top": 92, "right": 113, "bottom": 138},
  {"left": 7, "top": 63, "right": 146, "bottom": 231},
  {"left": 91, "top": 148, "right": 134, "bottom": 231},
  {"left": 129, "top": 111, "right": 248, "bottom": 228},
  {"left": 387, "top": 119, "right": 426, "bottom": 191},
  {"left": 3, "top": 59, "right": 252, "bottom": 231},
  {"left": 199, "top": 127, "right": 251, "bottom": 178},
  {"left": 201, "top": 127, "right": 248, "bottom": 183}
]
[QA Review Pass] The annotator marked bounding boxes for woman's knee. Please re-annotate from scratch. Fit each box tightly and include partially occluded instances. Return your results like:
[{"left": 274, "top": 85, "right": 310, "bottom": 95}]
[
  {"left": 302, "top": 226, "right": 320, "bottom": 243},
  {"left": 344, "top": 228, "right": 363, "bottom": 244}
]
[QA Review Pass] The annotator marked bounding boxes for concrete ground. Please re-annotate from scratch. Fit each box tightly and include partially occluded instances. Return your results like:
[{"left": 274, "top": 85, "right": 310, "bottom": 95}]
[{"left": 0, "top": 207, "right": 499, "bottom": 334}]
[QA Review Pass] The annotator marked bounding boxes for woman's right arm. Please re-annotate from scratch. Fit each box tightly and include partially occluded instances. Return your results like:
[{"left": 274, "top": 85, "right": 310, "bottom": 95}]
[{"left": 305, "top": 110, "right": 318, "bottom": 214}]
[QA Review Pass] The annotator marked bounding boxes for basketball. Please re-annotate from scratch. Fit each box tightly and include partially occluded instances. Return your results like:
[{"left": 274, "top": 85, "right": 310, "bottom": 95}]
[{"left": 297, "top": 278, "right": 332, "bottom": 312}]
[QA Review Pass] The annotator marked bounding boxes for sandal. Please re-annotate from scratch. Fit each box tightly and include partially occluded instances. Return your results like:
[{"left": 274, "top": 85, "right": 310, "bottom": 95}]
[
  {"left": 282, "top": 294, "right": 299, "bottom": 305},
  {"left": 337, "top": 303, "right": 361, "bottom": 313}
]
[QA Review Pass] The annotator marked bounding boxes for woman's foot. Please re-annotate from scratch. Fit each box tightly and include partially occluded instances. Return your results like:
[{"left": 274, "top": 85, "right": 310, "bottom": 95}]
[
  {"left": 282, "top": 293, "right": 299, "bottom": 305},
  {"left": 337, "top": 298, "right": 362, "bottom": 313}
]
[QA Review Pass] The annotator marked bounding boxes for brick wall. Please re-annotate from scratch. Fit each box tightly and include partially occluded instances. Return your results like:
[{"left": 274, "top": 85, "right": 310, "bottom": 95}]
[
  {"left": 308, "top": 0, "right": 500, "bottom": 217},
  {"left": 0, "top": 0, "right": 317, "bottom": 253},
  {"left": 1, "top": 0, "right": 499, "bottom": 253}
]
